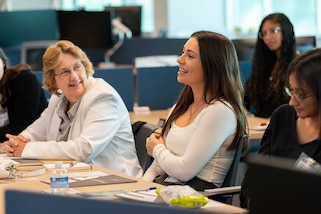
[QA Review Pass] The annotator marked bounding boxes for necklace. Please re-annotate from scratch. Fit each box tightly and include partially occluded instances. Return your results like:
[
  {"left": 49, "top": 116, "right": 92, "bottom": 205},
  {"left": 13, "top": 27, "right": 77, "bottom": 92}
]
[{"left": 189, "top": 102, "right": 206, "bottom": 120}]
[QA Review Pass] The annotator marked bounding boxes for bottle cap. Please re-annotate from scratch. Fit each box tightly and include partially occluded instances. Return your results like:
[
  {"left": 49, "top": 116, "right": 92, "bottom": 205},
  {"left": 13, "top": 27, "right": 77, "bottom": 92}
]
[{"left": 55, "top": 161, "right": 63, "bottom": 168}]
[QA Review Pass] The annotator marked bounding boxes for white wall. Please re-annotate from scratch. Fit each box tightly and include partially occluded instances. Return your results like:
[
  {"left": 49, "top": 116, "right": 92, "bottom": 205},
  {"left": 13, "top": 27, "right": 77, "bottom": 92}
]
[{"left": 3, "top": 0, "right": 60, "bottom": 10}]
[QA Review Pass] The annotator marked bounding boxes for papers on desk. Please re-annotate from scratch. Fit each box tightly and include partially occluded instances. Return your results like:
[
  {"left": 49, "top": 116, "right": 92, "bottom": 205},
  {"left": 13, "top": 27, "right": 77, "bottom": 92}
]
[
  {"left": 42, "top": 170, "right": 137, "bottom": 187},
  {"left": 249, "top": 122, "right": 269, "bottom": 131},
  {"left": 43, "top": 162, "right": 92, "bottom": 171},
  {"left": 0, "top": 157, "right": 43, "bottom": 170},
  {"left": 116, "top": 189, "right": 164, "bottom": 203}
]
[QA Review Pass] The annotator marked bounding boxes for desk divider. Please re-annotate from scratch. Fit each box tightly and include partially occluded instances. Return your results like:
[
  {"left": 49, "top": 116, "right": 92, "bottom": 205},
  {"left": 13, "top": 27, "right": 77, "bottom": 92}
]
[
  {"left": 94, "top": 67, "right": 134, "bottom": 111},
  {"left": 136, "top": 66, "right": 183, "bottom": 110}
]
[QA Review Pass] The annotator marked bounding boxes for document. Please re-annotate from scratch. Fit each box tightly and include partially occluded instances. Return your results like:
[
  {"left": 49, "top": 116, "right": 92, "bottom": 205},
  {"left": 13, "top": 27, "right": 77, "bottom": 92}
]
[
  {"left": 69, "top": 174, "right": 137, "bottom": 187},
  {"left": 42, "top": 170, "right": 137, "bottom": 187},
  {"left": 43, "top": 162, "right": 92, "bottom": 171},
  {"left": 116, "top": 189, "right": 164, "bottom": 203}
]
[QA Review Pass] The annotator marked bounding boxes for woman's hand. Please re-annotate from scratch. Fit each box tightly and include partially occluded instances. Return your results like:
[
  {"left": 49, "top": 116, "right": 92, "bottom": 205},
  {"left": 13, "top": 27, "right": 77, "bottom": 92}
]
[
  {"left": 3, "top": 133, "right": 29, "bottom": 157},
  {"left": 146, "top": 133, "right": 165, "bottom": 156}
]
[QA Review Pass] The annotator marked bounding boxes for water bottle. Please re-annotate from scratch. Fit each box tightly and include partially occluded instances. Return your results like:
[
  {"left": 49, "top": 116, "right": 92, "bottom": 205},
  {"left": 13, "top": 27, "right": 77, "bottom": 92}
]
[{"left": 50, "top": 161, "right": 69, "bottom": 195}]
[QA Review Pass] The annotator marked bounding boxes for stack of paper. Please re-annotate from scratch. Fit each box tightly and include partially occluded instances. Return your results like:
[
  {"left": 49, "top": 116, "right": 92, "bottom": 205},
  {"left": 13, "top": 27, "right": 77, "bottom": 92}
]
[{"left": 43, "top": 162, "right": 92, "bottom": 171}]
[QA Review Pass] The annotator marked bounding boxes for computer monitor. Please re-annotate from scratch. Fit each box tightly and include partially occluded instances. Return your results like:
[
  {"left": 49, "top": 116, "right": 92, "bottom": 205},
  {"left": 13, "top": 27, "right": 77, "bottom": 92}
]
[
  {"left": 105, "top": 6, "right": 142, "bottom": 37},
  {"left": 296, "top": 36, "right": 316, "bottom": 53},
  {"left": 246, "top": 154, "right": 321, "bottom": 214},
  {"left": 20, "top": 40, "right": 57, "bottom": 71},
  {"left": 231, "top": 38, "right": 257, "bottom": 62},
  {"left": 57, "top": 10, "right": 113, "bottom": 50},
  {"left": 0, "top": 10, "right": 59, "bottom": 49},
  {"left": 57, "top": 10, "right": 114, "bottom": 65}
]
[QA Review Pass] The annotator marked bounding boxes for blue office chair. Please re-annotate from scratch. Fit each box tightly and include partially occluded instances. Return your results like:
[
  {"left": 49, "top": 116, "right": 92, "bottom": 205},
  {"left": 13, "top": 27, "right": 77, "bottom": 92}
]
[
  {"left": 33, "top": 71, "right": 51, "bottom": 100},
  {"left": 238, "top": 61, "right": 252, "bottom": 85}
]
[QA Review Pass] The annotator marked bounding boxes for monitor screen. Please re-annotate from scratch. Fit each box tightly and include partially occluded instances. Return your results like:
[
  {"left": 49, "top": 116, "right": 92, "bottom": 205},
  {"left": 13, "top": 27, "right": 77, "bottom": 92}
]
[
  {"left": 296, "top": 36, "right": 316, "bottom": 53},
  {"left": 20, "top": 40, "right": 57, "bottom": 71},
  {"left": 57, "top": 10, "right": 114, "bottom": 50},
  {"left": 105, "top": 6, "right": 142, "bottom": 36},
  {"left": 0, "top": 10, "right": 59, "bottom": 48},
  {"left": 246, "top": 154, "right": 321, "bottom": 214},
  {"left": 231, "top": 38, "right": 257, "bottom": 61}
]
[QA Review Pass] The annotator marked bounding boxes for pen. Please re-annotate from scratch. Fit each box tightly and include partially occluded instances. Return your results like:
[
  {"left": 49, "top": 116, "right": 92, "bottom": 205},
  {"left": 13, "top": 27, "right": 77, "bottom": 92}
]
[
  {"left": 69, "top": 161, "right": 77, "bottom": 167},
  {"left": 132, "top": 187, "right": 157, "bottom": 192}
]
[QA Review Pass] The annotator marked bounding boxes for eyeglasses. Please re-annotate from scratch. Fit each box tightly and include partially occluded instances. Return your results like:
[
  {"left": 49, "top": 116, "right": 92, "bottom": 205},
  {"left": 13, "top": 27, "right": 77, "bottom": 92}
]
[
  {"left": 258, "top": 27, "right": 281, "bottom": 39},
  {"left": 284, "top": 87, "right": 312, "bottom": 101},
  {"left": 55, "top": 62, "right": 84, "bottom": 78}
]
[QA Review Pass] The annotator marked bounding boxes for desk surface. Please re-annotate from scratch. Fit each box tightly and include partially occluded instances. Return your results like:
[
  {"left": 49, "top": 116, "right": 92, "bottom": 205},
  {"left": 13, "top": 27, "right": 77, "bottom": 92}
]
[
  {"left": 129, "top": 110, "right": 269, "bottom": 140},
  {"left": 0, "top": 162, "right": 247, "bottom": 214}
]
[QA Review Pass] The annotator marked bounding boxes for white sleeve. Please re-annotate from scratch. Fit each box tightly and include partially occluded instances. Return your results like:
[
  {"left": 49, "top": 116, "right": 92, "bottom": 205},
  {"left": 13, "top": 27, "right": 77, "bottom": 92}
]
[
  {"left": 142, "top": 159, "right": 165, "bottom": 181},
  {"left": 152, "top": 102, "right": 236, "bottom": 182},
  {"left": 21, "top": 92, "right": 124, "bottom": 161}
]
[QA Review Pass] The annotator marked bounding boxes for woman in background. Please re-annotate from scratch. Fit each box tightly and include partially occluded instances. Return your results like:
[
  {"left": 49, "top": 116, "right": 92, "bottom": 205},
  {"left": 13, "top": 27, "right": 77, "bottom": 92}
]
[
  {"left": 245, "top": 13, "right": 297, "bottom": 118},
  {"left": 143, "top": 31, "right": 248, "bottom": 191},
  {"left": 0, "top": 47, "right": 47, "bottom": 143},
  {"left": 240, "top": 47, "right": 321, "bottom": 208}
]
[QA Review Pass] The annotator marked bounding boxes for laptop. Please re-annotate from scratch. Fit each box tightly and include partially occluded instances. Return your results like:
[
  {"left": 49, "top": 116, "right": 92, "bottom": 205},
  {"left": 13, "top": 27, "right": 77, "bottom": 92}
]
[{"left": 246, "top": 154, "right": 321, "bottom": 214}]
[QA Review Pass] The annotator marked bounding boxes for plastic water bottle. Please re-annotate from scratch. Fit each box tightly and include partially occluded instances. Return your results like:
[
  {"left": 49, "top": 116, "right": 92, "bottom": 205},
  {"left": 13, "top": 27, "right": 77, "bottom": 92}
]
[{"left": 50, "top": 161, "right": 69, "bottom": 195}]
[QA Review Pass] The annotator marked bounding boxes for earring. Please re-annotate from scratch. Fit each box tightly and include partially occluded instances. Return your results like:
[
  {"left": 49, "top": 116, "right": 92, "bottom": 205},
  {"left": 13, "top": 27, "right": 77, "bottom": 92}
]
[{"left": 57, "top": 88, "right": 62, "bottom": 94}]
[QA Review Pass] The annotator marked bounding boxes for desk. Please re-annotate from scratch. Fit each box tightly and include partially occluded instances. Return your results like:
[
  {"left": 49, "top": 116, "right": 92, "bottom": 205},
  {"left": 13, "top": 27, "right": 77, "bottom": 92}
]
[
  {"left": 129, "top": 110, "right": 269, "bottom": 140},
  {"left": 0, "top": 162, "right": 247, "bottom": 214}
]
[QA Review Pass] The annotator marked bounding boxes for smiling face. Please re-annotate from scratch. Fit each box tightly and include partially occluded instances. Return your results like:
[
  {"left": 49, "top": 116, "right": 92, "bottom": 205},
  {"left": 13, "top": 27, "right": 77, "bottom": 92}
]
[
  {"left": 54, "top": 53, "right": 88, "bottom": 105},
  {"left": 176, "top": 37, "right": 204, "bottom": 89}
]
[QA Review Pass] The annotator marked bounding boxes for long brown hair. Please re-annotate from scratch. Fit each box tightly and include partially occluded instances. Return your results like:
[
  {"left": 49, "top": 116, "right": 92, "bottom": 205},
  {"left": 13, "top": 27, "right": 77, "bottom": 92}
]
[
  {"left": 161, "top": 31, "right": 248, "bottom": 151},
  {"left": 246, "top": 13, "right": 296, "bottom": 112}
]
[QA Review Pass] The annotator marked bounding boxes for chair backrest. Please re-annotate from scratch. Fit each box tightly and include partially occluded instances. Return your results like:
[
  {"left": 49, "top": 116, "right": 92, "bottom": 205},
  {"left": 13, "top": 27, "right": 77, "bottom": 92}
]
[
  {"left": 33, "top": 71, "right": 51, "bottom": 101},
  {"left": 132, "top": 121, "right": 159, "bottom": 172},
  {"left": 212, "top": 133, "right": 249, "bottom": 204},
  {"left": 223, "top": 133, "right": 249, "bottom": 187}
]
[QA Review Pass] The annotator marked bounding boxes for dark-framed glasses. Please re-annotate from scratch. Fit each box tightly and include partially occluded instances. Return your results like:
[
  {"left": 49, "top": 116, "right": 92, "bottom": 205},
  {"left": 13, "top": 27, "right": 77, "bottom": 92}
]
[
  {"left": 259, "top": 27, "right": 281, "bottom": 39},
  {"left": 284, "top": 87, "right": 312, "bottom": 101},
  {"left": 55, "top": 62, "right": 84, "bottom": 78}
]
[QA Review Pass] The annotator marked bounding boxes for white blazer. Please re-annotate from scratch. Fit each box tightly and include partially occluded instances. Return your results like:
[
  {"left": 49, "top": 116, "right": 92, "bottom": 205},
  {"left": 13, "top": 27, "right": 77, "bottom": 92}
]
[{"left": 21, "top": 77, "right": 143, "bottom": 177}]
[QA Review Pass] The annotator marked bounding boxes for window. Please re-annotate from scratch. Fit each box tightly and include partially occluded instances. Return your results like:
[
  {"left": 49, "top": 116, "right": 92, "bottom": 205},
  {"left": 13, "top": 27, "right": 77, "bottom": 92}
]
[{"left": 230, "top": 0, "right": 319, "bottom": 37}]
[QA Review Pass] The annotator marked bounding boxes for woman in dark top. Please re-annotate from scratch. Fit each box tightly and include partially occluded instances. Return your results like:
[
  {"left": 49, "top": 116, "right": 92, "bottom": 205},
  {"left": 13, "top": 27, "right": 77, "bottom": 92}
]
[
  {"left": 245, "top": 13, "right": 297, "bottom": 118},
  {"left": 0, "top": 47, "right": 47, "bottom": 143},
  {"left": 240, "top": 47, "right": 321, "bottom": 208}
]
